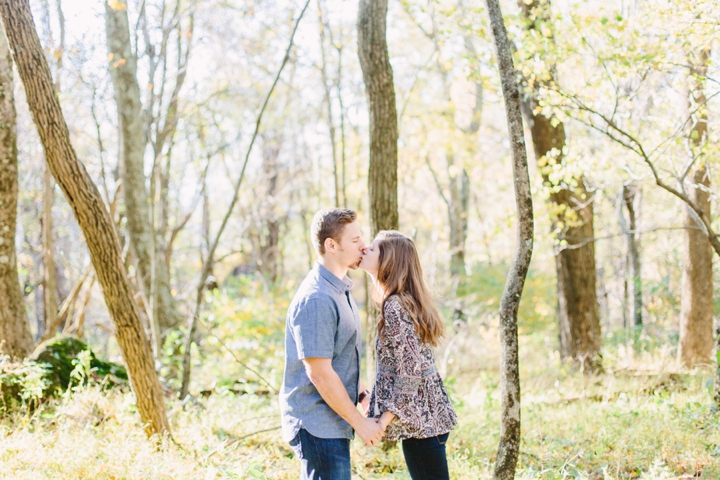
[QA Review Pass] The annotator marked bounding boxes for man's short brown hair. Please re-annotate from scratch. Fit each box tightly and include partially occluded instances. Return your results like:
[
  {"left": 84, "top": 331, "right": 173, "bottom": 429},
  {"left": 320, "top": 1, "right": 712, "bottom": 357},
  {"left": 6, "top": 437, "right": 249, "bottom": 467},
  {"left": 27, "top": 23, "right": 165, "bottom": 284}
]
[{"left": 311, "top": 208, "right": 357, "bottom": 255}]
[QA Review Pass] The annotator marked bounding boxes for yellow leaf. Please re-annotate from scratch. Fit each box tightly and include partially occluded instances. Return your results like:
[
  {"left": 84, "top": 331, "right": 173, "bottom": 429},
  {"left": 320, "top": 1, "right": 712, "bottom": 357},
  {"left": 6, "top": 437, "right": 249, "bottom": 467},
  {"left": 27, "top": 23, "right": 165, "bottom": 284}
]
[
  {"left": 107, "top": 53, "right": 114, "bottom": 61},
  {"left": 112, "top": 58, "right": 127, "bottom": 68},
  {"left": 107, "top": 0, "right": 127, "bottom": 11}
]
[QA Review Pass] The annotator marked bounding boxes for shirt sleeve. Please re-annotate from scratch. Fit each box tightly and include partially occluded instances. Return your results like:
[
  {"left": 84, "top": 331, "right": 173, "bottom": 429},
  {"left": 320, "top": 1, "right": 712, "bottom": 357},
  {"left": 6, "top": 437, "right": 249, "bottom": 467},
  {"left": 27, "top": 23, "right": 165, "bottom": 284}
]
[
  {"left": 290, "top": 296, "right": 338, "bottom": 360},
  {"left": 375, "top": 299, "right": 424, "bottom": 429}
]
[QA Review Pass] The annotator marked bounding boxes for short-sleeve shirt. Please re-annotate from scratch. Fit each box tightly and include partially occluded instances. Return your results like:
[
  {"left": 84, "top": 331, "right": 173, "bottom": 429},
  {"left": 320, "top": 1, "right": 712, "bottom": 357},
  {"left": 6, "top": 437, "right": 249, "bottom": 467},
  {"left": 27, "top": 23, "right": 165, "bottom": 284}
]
[{"left": 280, "top": 262, "right": 362, "bottom": 442}]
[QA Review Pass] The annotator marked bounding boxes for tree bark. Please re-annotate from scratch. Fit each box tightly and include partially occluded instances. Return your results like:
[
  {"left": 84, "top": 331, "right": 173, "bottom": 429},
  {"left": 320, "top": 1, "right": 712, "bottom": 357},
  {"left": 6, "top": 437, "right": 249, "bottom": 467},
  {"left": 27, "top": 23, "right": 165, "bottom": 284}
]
[
  {"left": 0, "top": 24, "right": 33, "bottom": 360},
  {"left": 449, "top": 162, "right": 470, "bottom": 278},
  {"left": 485, "top": 0, "right": 534, "bottom": 478},
  {"left": 0, "top": 0, "right": 170, "bottom": 437},
  {"left": 317, "top": 0, "right": 342, "bottom": 207},
  {"left": 622, "top": 183, "right": 642, "bottom": 328},
  {"left": 38, "top": 0, "right": 60, "bottom": 337},
  {"left": 357, "top": 0, "right": 399, "bottom": 236},
  {"left": 42, "top": 164, "right": 58, "bottom": 331},
  {"left": 520, "top": 0, "right": 602, "bottom": 373},
  {"left": 259, "top": 131, "right": 282, "bottom": 283},
  {"left": 679, "top": 48, "right": 712, "bottom": 368},
  {"left": 104, "top": 0, "right": 179, "bottom": 350}
]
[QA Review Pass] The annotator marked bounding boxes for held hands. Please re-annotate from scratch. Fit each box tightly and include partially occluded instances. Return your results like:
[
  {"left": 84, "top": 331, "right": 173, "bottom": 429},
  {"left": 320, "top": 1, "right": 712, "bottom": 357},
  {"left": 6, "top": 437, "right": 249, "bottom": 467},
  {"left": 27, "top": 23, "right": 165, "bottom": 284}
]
[
  {"left": 360, "top": 411, "right": 394, "bottom": 448},
  {"left": 356, "top": 417, "right": 385, "bottom": 447}
]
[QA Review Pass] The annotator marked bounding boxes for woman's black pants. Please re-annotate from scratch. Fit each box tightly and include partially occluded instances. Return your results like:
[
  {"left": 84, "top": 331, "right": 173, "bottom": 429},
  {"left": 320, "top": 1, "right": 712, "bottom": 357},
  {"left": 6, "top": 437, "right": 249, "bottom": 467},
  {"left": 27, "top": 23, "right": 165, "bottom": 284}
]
[{"left": 401, "top": 433, "right": 450, "bottom": 480}]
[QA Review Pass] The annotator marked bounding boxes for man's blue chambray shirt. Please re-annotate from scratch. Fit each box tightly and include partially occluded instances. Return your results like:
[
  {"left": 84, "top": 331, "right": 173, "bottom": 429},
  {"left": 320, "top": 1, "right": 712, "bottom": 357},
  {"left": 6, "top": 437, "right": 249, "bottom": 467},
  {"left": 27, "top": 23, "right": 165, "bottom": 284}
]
[{"left": 280, "top": 262, "right": 362, "bottom": 442}]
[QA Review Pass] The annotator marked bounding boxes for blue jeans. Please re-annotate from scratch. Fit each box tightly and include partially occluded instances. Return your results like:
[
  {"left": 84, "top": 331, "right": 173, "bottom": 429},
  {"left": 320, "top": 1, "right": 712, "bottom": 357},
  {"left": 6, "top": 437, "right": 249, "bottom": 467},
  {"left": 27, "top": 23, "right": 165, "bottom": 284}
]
[
  {"left": 402, "top": 433, "right": 450, "bottom": 480},
  {"left": 289, "top": 428, "right": 351, "bottom": 480}
]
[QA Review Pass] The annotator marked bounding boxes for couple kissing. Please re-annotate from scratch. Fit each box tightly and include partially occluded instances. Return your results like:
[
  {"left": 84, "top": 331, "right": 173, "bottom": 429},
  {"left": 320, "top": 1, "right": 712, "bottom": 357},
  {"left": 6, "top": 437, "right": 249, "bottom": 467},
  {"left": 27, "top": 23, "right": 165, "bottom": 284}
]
[{"left": 280, "top": 208, "right": 457, "bottom": 480}]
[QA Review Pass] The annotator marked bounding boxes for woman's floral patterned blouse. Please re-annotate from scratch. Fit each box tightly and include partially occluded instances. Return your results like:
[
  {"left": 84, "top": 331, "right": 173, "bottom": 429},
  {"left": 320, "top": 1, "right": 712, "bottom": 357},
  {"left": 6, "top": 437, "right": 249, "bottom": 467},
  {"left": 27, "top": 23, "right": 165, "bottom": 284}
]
[{"left": 368, "top": 296, "right": 458, "bottom": 441}]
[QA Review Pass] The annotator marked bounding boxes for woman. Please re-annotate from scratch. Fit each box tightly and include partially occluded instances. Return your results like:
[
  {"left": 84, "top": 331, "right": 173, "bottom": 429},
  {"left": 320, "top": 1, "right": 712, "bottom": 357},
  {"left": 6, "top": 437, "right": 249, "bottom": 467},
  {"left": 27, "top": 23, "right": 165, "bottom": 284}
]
[{"left": 359, "top": 230, "right": 458, "bottom": 480}]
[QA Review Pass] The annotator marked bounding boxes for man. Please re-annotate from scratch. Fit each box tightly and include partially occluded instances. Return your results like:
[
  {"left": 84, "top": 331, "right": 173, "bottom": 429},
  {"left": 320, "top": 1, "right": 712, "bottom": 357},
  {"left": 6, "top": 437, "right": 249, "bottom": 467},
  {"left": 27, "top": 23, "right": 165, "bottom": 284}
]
[{"left": 280, "top": 208, "right": 384, "bottom": 480}]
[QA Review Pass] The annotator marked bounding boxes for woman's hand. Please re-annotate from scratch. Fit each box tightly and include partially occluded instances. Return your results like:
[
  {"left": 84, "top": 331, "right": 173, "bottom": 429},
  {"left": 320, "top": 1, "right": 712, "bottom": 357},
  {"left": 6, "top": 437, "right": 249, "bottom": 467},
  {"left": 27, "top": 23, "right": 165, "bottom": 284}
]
[{"left": 379, "top": 411, "right": 395, "bottom": 431}]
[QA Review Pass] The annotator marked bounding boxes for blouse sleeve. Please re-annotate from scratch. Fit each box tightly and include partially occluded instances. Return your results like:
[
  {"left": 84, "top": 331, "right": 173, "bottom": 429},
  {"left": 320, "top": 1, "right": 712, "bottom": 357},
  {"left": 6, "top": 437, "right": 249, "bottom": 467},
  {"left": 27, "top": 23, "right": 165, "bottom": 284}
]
[{"left": 374, "top": 299, "right": 425, "bottom": 430}]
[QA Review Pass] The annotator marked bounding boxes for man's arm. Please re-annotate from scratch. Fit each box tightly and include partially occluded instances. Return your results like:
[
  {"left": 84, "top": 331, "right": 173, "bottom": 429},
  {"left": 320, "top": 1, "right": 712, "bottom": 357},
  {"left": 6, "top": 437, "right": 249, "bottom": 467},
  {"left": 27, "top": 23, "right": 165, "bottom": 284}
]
[{"left": 303, "top": 358, "right": 384, "bottom": 446}]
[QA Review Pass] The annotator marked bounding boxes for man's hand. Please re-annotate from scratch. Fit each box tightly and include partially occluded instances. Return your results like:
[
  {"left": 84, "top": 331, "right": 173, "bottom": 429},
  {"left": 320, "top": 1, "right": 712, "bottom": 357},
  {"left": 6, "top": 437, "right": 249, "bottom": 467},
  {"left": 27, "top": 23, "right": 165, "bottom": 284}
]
[{"left": 356, "top": 417, "right": 384, "bottom": 447}]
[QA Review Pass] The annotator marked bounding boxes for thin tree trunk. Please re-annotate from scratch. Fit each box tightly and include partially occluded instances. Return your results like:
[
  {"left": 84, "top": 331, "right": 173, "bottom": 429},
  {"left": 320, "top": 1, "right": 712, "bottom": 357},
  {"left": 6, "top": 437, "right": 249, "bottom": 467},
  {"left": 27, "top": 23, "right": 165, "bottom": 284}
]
[
  {"left": 679, "top": 48, "right": 712, "bottom": 367},
  {"left": 260, "top": 132, "right": 282, "bottom": 283},
  {"left": 623, "top": 183, "right": 642, "bottom": 328},
  {"left": 103, "top": 0, "right": 165, "bottom": 354},
  {"left": 42, "top": 166, "right": 58, "bottom": 331},
  {"left": 73, "top": 273, "right": 95, "bottom": 339},
  {"left": 0, "top": 0, "right": 170, "bottom": 437},
  {"left": 449, "top": 159, "right": 470, "bottom": 278},
  {"left": 317, "top": 0, "right": 341, "bottom": 207},
  {"left": 179, "top": 0, "right": 311, "bottom": 398},
  {"left": 357, "top": 0, "right": 399, "bottom": 236},
  {"left": 39, "top": 0, "right": 60, "bottom": 337},
  {"left": 520, "top": 0, "right": 602, "bottom": 372},
  {"left": 0, "top": 24, "right": 33, "bottom": 360},
  {"left": 485, "top": 0, "right": 534, "bottom": 477}
]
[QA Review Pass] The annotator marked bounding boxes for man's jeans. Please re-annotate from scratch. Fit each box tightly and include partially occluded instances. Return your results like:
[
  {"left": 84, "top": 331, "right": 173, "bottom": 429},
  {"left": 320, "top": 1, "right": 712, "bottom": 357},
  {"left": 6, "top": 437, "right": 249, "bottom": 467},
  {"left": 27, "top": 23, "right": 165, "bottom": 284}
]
[
  {"left": 289, "top": 428, "right": 351, "bottom": 480},
  {"left": 401, "top": 433, "right": 450, "bottom": 480}
]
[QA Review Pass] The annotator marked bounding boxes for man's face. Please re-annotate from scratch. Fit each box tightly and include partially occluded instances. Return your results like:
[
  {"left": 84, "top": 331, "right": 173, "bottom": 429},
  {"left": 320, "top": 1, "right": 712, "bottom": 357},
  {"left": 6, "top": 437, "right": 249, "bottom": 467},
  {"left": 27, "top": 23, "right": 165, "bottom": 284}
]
[{"left": 333, "top": 221, "right": 366, "bottom": 270}]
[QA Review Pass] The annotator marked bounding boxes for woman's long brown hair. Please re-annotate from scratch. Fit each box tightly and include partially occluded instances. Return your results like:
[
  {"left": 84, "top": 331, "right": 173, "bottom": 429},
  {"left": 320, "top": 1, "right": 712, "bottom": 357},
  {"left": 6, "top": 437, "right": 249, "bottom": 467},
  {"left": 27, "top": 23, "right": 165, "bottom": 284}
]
[{"left": 374, "top": 231, "right": 445, "bottom": 346}]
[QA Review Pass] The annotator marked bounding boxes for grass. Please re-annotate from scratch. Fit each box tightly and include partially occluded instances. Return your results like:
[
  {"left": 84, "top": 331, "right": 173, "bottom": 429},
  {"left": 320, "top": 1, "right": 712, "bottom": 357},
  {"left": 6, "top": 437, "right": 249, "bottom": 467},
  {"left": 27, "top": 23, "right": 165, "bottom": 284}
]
[{"left": 1, "top": 327, "right": 719, "bottom": 479}]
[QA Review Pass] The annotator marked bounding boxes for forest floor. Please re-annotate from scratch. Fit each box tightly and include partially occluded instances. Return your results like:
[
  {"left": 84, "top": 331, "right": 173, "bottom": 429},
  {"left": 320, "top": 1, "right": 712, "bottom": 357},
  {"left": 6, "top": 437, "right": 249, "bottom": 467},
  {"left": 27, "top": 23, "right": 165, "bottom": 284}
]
[{"left": 1, "top": 329, "right": 719, "bottom": 479}]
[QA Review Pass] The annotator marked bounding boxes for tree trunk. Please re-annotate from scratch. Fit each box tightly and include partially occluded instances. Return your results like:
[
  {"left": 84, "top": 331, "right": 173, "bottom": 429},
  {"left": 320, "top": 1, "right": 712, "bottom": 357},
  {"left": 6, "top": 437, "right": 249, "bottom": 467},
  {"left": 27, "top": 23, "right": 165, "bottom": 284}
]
[
  {"left": 39, "top": 0, "right": 60, "bottom": 338},
  {"left": 449, "top": 162, "right": 470, "bottom": 278},
  {"left": 104, "top": 0, "right": 180, "bottom": 344},
  {"left": 520, "top": 0, "right": 602, "bottom": 373},
  {"left": 357, "top": 0, "right": 399, "bottom": 236},
  {"left": 679, "top": 48, "right": 712, "bottom": 368},
  {"left": 260, "top": 132, "right": 282, "bottom": 283},
  {"left": 0, "top": 0, "right": 170, "bottom": 437},
  {"left": 0, "top": 24, "right": 33, "bottom": 360},
  {"left": 485, "top": 0, "right": 534, "bottom": 478},
  {"left": 42, "top": 165, "right": 58, "bottom": 331},
  {"left": 623, "top": 182, "right": 642, "bottom": 328},
  {"left": 317, "top": 0, "right": 342, "bottom": 207}
]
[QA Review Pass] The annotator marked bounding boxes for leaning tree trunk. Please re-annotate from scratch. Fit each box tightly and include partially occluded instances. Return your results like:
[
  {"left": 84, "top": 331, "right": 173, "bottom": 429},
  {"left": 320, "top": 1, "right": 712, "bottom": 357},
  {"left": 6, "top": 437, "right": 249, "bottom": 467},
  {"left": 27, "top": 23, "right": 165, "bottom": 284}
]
[
  {"left": 0, "top": 0, "right": 170, "bottom": 437},
  {"left": 486, "top": 0, "right": 535, "bottom": 478},
  {"left": 679, "top": 48, "right": 713, "bottom": 368},
  {"left": 520, "top": 0, "right": 602, "bottom": 373},
  {"left": 104, "top": 0, "right": 181, "bottom": 346},
  {"left": 357, "top": 0, "right": 399, "bottom": 236},
  {"left": 0, "top": 24, "right": 33, "bottom": 360}
]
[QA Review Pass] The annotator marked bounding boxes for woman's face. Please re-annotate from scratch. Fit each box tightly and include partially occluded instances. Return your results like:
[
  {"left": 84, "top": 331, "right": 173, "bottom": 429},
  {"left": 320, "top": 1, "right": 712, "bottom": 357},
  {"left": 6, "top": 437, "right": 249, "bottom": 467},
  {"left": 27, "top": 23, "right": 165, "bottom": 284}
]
[{"left": 359, "top": 238, "right": 381, "bottom": 276}]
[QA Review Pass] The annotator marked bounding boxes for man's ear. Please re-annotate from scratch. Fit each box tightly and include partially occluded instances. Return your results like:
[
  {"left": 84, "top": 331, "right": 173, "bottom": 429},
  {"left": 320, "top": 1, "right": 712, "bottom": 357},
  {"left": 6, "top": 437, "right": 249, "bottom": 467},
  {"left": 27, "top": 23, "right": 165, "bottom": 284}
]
[{"left": 324, "top": 237, "right": 336, "bottom": 253}]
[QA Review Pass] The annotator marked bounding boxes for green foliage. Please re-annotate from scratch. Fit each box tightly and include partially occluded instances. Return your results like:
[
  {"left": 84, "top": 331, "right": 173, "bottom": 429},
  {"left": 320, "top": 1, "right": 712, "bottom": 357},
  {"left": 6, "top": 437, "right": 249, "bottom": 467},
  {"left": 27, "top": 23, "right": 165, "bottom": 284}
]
[
  {"left": 0, "top": 357, "right": 50, "bottom": 412},
  {"left": 458, "top": 263, "right": 556, "bottom": 330},
  {"left": 32, "top": 336, "right": 127, "bottom": 393},
  {"left": 188, "top": 276, "right": 293, "bottom": 394},
  {"left": 0, "top": 337, "right": 128, "bottom": 414}
]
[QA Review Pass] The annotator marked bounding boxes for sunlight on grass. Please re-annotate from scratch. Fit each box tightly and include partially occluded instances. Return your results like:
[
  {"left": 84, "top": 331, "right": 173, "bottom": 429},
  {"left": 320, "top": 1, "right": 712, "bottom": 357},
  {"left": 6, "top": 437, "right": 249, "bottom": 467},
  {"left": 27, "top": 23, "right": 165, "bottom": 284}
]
[{"left": 2, "top": 330, "right": 718, "bottom": 479}]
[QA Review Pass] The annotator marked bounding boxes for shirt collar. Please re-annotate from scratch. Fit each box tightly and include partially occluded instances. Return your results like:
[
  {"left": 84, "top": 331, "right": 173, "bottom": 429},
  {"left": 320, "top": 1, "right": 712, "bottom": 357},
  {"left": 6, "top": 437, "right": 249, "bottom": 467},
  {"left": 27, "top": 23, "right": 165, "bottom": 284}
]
[{"left": 316, "top": 262, "right": 353, "bottom": 293}]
